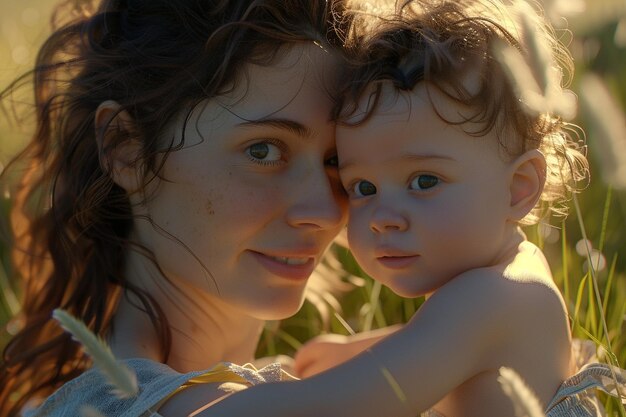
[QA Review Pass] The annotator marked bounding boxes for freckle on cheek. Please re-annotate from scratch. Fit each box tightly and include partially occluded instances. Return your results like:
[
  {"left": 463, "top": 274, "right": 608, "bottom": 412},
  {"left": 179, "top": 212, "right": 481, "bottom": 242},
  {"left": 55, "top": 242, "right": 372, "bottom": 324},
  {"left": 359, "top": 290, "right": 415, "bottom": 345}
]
[{"left": 206, "top": 200, "right": 215, "bottom": 215}]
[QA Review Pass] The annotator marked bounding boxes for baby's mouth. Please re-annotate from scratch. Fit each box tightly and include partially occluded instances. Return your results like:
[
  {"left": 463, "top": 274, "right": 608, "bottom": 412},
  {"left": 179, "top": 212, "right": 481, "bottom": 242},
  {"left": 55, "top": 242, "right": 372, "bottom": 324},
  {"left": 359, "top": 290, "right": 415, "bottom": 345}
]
[{"left": 376, "top": 254, "right": 420, "bottom": 269}]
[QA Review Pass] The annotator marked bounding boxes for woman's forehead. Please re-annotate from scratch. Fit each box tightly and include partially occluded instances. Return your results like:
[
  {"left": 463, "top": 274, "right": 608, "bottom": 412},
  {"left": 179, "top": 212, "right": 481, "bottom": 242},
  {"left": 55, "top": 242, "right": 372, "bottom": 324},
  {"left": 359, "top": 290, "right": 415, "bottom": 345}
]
[
  {"left": 164, "top": 42, "right": 338, "bottom": 145},
  {"left": 214, "top": 43, "right": 339, "bottom": 119}
]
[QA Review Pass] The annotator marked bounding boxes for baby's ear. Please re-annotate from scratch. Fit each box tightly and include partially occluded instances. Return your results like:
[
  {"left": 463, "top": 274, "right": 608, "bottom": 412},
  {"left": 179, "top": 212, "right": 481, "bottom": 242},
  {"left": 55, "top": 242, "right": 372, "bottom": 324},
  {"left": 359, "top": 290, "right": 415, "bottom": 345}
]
[
  {"left": 95, "top": 100, "right": 144, "bottom": 193},
  {"left": 508, "top": 149, "right": 546, "bottom": 221}
]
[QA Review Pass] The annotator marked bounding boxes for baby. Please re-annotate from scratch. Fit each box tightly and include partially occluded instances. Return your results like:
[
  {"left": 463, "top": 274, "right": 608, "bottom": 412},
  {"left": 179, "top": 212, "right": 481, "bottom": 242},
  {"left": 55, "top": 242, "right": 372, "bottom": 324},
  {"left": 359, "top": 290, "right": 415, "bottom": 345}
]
[{"left": 294, "top": 0, "right": 621, "bottom": 415}]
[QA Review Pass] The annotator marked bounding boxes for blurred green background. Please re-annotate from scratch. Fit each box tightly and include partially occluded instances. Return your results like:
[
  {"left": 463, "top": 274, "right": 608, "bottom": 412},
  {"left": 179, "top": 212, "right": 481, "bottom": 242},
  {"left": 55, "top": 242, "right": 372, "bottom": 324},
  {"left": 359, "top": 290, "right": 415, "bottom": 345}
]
[
  {"left": 1, "top": 1, "right": 56, "bottom": 347},
  {"left": 0, "top": 1, "right": 55, "bottom": 158},
  {"left": 1, "top": 0, "right": 626, "bottom": 413}
]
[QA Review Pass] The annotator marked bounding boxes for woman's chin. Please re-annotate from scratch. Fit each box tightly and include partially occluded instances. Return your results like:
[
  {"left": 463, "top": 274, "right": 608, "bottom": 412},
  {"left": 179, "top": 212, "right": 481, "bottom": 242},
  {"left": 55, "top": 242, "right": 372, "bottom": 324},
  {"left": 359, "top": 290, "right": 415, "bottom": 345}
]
[{"left": 249, "top": 296, "right": 307, "bottom": 321}]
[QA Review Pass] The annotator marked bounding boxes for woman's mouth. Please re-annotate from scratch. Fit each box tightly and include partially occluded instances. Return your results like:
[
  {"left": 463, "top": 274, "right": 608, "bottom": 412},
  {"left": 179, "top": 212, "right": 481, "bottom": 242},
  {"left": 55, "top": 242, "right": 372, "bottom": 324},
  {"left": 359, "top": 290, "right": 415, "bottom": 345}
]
[
  {"left": 269, "top": 256, "right": 310, "bottom": 265},
  {"left": 250, "top": 251, "right": 315, "bottom": 281}
]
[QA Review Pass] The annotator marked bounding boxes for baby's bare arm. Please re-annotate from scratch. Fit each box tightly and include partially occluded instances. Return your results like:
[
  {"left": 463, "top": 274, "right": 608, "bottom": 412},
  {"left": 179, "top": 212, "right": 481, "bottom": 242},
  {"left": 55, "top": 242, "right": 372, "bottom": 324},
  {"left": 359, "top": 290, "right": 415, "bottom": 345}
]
[{"left": 294, "top": 325, "right": 403, "bottom": 377}]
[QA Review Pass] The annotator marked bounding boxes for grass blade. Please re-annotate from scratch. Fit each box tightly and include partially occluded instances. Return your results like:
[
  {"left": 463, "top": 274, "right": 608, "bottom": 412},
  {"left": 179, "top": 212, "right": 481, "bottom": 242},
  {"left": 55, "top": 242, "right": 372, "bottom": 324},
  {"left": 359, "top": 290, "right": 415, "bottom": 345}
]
[
  {"left": 572, "top": 195, "right": 626, "bottom": 409},
  {"left": 498, "top": 367, "right": 546, "bottom": 417},
  {"left": 579, "top": 74, "right": 626, "bottom": 190},
  {"left": 0, "top": 257, "right": 20, "bottom": 316},
  {"left": 561, "top": 224, "right": 570, "bottom": 306},
  {"left": 52, "top": 309, "right": 138, "bottom": 399}
]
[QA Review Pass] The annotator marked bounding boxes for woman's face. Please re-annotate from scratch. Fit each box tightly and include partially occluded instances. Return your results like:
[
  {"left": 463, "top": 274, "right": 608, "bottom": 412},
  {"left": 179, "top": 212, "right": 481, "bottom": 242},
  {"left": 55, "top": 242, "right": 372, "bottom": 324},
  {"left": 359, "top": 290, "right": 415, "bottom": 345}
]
[{"left": 134, "top": 43, "right": 348, "bottom": 320}]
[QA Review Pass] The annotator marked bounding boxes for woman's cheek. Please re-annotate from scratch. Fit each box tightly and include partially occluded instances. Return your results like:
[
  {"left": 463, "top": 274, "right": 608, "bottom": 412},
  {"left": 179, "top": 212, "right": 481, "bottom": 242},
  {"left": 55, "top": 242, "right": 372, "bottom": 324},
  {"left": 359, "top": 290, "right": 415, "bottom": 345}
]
[{"left": 223, "top": 179, "right": 284, "bottom": 217}]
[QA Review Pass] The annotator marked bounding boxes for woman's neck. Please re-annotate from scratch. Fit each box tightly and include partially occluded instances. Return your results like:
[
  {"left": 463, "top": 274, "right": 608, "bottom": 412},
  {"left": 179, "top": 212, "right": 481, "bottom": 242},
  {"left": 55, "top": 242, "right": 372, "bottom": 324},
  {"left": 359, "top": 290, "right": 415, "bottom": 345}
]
[{"left": 108, "top": 249, "right": 264, "bottom": 373}]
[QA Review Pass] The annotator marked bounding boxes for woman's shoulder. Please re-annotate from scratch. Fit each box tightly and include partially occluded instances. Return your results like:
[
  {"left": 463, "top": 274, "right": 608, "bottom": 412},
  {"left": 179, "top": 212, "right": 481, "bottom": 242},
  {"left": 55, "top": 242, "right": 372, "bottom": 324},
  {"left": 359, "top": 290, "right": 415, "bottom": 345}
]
[{"left": 25, "top": 358, "right": 240, "bottom": 417}]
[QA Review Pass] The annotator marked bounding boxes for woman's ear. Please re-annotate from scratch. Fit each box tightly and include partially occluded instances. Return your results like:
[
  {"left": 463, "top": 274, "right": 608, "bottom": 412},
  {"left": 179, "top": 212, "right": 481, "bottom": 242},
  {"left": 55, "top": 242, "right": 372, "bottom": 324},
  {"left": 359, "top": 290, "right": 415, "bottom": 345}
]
[
  {"left": 95, "top": 100, "right": 144, "bottom": 193},
  {"left": 508, "top": 149, "right": 546, "bottom": 221}
]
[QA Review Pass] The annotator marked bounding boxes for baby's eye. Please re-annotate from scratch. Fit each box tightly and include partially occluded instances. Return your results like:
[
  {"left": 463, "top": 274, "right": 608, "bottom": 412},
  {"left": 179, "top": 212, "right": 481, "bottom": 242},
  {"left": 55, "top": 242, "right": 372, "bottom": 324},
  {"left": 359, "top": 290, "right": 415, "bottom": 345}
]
[
  {"left": 246, "top": 142, "right": 283, "bottom": 163},
  {"left": 352, "top": 180, "right": 377, "bottom": 197},
  {"left": 409, "top": 174, "right": 439, "bottom": 190}
]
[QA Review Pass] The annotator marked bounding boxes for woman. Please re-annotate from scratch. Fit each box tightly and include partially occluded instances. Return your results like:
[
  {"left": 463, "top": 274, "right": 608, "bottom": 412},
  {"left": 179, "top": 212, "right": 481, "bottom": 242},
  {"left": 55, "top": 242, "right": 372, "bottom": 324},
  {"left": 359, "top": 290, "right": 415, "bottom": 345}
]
[{"left": 0, "top": 0, "right": 348, "bottom": 415}]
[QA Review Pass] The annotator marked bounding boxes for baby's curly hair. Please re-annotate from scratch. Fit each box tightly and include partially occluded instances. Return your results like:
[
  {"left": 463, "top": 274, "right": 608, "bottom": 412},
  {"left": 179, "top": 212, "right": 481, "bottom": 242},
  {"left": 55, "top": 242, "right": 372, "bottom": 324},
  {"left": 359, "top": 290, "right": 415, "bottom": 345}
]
[{"left": 335, "top": 0, "right": 589, "bottom": 224}]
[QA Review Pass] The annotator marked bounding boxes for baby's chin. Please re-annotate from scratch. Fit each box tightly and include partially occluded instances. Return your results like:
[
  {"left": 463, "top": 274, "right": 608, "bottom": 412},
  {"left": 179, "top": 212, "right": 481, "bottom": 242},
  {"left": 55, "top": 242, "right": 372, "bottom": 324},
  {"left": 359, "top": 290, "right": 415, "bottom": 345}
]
[
  {"left": 387, "top": 285, "right": 428, "bottom": 299},
  {"left": 376, "top": 273, "right": 442, "bottom": 299}
]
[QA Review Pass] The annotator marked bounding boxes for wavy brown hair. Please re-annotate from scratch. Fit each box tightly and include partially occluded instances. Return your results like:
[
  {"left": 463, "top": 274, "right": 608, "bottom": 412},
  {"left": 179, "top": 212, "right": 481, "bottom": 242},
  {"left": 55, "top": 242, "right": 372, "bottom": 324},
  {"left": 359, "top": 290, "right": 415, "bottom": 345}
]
[
  {"left": 336, "top": 0, "right": 588, "bottom": 223},
  {"left": 0, "top": 0, "right": 348, "bottom": 414}
]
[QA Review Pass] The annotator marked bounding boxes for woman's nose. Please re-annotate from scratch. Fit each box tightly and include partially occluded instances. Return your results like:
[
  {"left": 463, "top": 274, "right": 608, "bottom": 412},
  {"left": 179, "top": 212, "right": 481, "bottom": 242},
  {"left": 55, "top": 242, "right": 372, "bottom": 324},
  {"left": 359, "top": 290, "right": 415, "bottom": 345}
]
[{"left": 286, "top": 170, "right": 346, "bottom": 230}]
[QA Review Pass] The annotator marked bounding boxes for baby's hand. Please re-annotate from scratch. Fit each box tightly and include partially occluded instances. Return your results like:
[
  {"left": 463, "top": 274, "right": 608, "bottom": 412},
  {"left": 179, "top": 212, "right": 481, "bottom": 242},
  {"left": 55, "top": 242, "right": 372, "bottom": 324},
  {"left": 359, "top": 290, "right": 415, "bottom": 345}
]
[
  {"left": 294, "top": 325, "right": 403, "bottom": 378},
  {"left": 294, "top": 333, "right": 357, "bottom": 378}
]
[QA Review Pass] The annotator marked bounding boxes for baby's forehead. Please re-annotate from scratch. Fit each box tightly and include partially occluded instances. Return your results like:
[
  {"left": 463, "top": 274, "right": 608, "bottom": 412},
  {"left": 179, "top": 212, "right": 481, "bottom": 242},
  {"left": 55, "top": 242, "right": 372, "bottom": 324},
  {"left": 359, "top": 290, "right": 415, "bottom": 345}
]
[
  {"left": 336, "top": 80, "right": 514, "bottom": 164},
  {"left": 345, "top": 81, "right": 478, "bottom": 126}
]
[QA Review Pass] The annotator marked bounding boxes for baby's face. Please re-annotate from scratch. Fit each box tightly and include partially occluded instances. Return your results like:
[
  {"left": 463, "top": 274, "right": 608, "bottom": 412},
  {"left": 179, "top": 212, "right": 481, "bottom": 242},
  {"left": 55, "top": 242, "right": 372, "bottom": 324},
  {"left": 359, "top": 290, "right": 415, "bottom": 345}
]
[{"left": 337, "top": 83, "right": 517, "bottom": 297}]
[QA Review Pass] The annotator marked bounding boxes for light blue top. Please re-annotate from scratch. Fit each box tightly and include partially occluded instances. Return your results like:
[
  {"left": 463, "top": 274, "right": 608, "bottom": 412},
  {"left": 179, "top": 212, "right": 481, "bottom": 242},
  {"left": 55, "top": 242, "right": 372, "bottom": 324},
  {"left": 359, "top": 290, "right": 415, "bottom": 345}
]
[{"left": 25, "top": 359, "right": 290, "bottom": 417}]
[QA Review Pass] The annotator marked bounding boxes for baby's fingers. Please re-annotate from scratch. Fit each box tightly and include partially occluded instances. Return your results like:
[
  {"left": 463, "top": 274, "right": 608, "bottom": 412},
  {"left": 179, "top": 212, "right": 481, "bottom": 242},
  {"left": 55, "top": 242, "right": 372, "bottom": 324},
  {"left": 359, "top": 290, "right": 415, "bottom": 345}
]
[{"left": 294, "top": 335, "right": 350, "bottom": 378}]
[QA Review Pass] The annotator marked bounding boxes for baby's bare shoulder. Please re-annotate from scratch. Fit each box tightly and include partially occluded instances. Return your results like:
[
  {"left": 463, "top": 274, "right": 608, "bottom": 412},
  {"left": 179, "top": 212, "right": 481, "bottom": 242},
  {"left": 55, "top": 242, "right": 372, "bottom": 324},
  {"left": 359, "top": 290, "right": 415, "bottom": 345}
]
[{"left": 437, "top": 244, "right": 565, "bottom": 329}]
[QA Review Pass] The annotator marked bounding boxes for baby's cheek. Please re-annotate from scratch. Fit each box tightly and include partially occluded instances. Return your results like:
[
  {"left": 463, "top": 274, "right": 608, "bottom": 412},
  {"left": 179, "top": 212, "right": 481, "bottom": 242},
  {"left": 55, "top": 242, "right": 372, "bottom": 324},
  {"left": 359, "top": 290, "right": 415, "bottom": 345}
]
[{"left": 430, "top": 199, "right": 473, "bottom": 229}]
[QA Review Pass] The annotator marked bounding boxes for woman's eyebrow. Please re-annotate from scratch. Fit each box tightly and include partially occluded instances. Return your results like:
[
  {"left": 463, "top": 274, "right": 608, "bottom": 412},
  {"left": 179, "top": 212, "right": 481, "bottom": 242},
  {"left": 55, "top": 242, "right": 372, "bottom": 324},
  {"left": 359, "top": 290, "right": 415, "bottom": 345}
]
[{"left": 236, "top": 118, "right": 313, "bottom": 139}]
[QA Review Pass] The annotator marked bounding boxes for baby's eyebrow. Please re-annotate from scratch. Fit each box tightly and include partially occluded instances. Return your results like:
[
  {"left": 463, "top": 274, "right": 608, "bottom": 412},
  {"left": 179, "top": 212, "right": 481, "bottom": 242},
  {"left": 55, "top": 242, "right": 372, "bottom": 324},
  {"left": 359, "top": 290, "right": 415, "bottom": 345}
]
[
  {"left": 403, "top": 153, "right": 456, "bottom": 163},
  {"left": 236, "top": 118, "right": 313, "bottom": 140},
  {"left": 339, "top": 153, "right": 455, "bottom": 170}
]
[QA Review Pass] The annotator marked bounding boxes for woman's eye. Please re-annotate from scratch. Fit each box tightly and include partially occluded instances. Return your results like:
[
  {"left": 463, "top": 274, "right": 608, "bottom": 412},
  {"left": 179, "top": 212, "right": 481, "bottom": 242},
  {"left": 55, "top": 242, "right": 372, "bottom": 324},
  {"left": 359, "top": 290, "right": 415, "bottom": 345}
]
[
  {"left": 325, "top": 154, "right": 339, "bottom": 168},
  {"left": 410, "top": 174, "right": 439, "bottom": 190},
  {"left": 352, "top": 180, "right": 377, "bottom": 197},
  {"left": 246, "top": 142, "right": 283, "bottom": 163}
]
